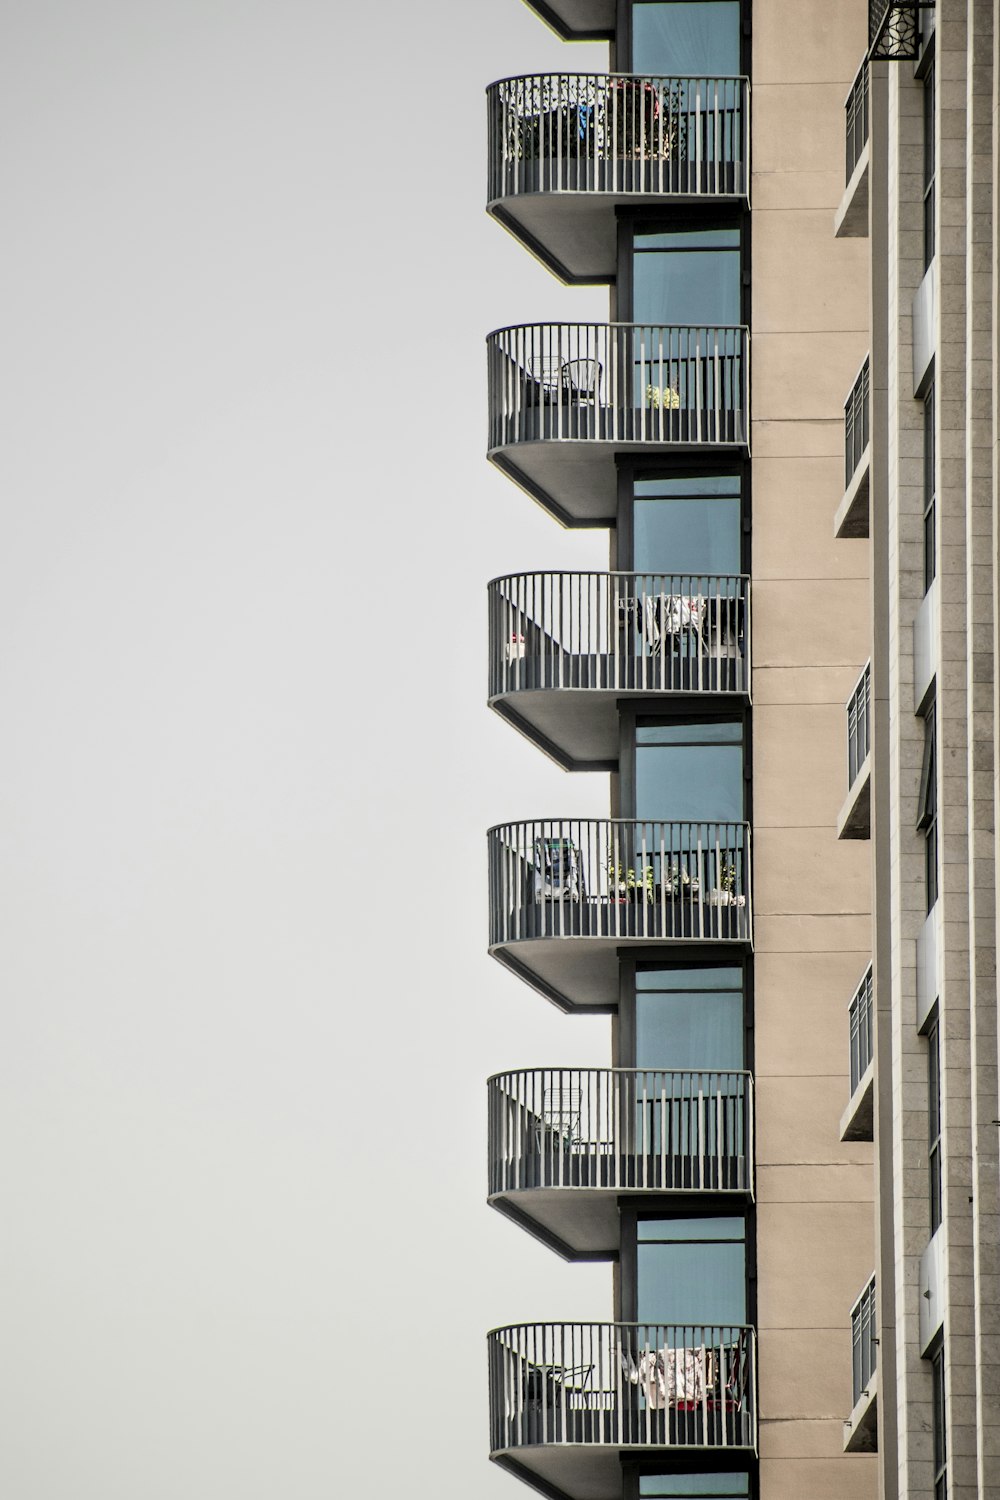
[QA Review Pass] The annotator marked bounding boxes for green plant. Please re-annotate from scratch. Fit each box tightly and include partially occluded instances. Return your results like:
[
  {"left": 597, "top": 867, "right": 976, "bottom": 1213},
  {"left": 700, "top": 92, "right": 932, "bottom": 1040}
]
[
  {"left": 608, "top": 860, "right": 655, "bottom": 901},
  {"left": 646, "top": 384, "right": 681, "bottom": 410}
]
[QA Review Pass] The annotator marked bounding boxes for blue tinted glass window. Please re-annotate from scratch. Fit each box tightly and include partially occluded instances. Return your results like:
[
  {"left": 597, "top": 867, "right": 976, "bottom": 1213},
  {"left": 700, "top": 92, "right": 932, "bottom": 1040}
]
[
  {"left": 633, "top": 230, "right": 741, "bottom": 328},
  {"left": 635, "top": 720, "right": 744, "bottom": 821},
  {"left": 636, "top": 989, "right": 743, "bottom": 1069},
  {"left": 633, "top": 476, "right": 741, "bottom": 575},
  {"left": 639, "top": 1476, "right": 749, "bottom": 1497},
  {"left": 637, "top": 1216, "right": 746, "bottom": 1323},
  {"left": 637, "top": 965, "right": 741, "bottom": 990},
  {"left": 633, "top": 1, "right": 741, "bottom": 76}
]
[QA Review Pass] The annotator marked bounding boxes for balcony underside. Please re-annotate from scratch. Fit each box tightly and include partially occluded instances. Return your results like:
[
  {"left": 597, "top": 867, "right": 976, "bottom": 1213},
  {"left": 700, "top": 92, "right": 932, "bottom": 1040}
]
[
  {"left": 493, "top": 672, "right": 748, "bottom": 769},
  {"left": 494, "top": 1423, "right": 753, "bottom": 1500},
  {"left": 521, "top": 0, "right": 613, "bottom": 39},
  {"left": 492, "top": 920, "right": 752, "bottom": 1013},
  {"left": 492, "top": 1170, "right": 751, "bottom": 1259},
  {"left": 490, "top": 423, "right": 748, "bottom": 528},
  {"left": 489, "top": 177, "right": 744, "bottom": 284}
]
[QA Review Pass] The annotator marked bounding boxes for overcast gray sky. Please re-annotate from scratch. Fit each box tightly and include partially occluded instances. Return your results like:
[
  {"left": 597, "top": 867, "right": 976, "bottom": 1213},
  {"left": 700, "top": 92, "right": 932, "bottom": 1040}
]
[{"left": 2, "top": 2, "right": 624, "bottom": 1495}]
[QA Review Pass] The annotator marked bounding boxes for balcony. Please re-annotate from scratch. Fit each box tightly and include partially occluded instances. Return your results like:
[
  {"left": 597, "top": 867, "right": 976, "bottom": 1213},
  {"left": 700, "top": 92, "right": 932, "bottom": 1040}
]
[
  {"left": 520, "top": 0, "right": 613, "bottom": 41},
  {"left": 837, "top": 662, "right": 871, "bottom": 839},
  {"left": 489, "top": 1321, "right": 757, "bottom": 1499},
  {"left": 840, "top": 967, "right": 874, "bottom": 1142},
  {"left": 835, "top": 62, "right": 869, "bottom": 239},
  {"left": 835, "top": 357, "right": 871, "bottom": 539},
  {"left": 844, "top": 1276, "right": 878, "bottom": 1452},
  {"left": 489, "top": 1068, "right": 754, "bottom": 1258},
  {"left": 488, "top": 323, "right": 750, "bottom": 527},
  {"left": 489, "top": 572, "right": 751, "bottom": 769},
  {"left": 488, "top": 819, "right": 752, "bottom": 1011},
  {"left": 488, "top": 73, "right": 749, "bottom": 282}
]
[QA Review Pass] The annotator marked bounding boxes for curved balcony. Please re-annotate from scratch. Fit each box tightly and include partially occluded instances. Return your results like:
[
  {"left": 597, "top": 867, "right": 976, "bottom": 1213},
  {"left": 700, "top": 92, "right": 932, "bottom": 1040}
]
[
  {"left": 489, "top": 1068, "right": 754, "bottom": 1257},
  {"left": 488, "top": 819, "right": 752, "bottom": 1011},
  {"left": 487, "top": 323, "right": 749, "bottom": 526},
  {"left": 489, "top": 1321, "right": 757, "bottom": 1499},
  {"left": 488, "top": 74, "right": 749, "bottom": 282},
  {"left": 489, "top": 572, "right": 750, "bottom": 768}
]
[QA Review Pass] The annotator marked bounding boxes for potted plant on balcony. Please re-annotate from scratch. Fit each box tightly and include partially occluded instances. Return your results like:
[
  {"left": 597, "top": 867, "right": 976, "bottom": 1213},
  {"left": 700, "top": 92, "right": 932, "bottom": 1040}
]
[
  {"left": 707, "top": 861, "right": 746, "bottom": 907},
  {"left": 608, "top": 860, "right": 655, "bottom": 903},
  {"left": 662, "top": 864, "right": 698, "bottom": 901},
  {"left": 646, "top": 383, "right": 681, "bottom": 410}
]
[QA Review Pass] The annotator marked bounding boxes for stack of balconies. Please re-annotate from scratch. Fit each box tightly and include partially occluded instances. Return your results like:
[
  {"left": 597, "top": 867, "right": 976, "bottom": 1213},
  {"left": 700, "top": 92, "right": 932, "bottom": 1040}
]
[{"left": 483, "top": 8, "right": 756, "bottom": 1500}]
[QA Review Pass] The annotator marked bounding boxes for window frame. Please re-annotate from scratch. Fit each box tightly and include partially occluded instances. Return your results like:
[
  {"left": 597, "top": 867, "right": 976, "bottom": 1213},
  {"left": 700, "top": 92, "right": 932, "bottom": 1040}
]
[
  {"left": 930, "top": 1339, "right": 947, "bottom": 1500},
  {"left": 923, "top": 383, "right": 936, "bottom": 593},
  {"left": 926, "top": 1012, "right": 942, "bottom": 1234},
  {"left": 922, "top": 55, "right": 936, "bottom": 270},
  {"left": 917, "top": 702, "right": 938, "bottom": 913}
]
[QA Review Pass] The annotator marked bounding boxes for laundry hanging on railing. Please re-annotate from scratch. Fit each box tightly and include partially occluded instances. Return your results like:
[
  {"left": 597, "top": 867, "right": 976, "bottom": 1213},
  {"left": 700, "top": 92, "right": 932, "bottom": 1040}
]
[{"left": 642, "top": 594, "right": 707, "bottom": 651}]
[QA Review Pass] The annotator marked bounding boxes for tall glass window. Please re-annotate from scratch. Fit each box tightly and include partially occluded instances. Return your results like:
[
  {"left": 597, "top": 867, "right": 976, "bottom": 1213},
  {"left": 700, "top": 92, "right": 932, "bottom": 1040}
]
[
  {"left": 924, "top": 385, "right": 936, "bottom": 592},
  {"left": 639, "top": 1477, "right": 750, "bottom": 1499},
  {"left": 927, "top": 1014, "right": 942, "bottom": 1233},
  {"left": 923, "top": 59, "right": 936, "bottom": 268},
  {"left": 632, "top": 1, "right": 742, "bottom": 76},
  {"left": 931, "top": 1342, "right": 947, "bottom": 1500},
  {"left": 632, "top": 228, "right": 742, "bottom": 328},
  {"left": 635, "top": 720, "right": 744, "bottom": 822},
  {"left": 635, "top": 964, "right": 744, "bottom": 1069},
  {"left": 633, "top": 474, "right": 742, "bottom": 576},
  {"left": 917, "top": 703, "right": 938, "bottom": 912},
  {"left": 637, "top": 1215, "right": 746, "bottom": 1324}
]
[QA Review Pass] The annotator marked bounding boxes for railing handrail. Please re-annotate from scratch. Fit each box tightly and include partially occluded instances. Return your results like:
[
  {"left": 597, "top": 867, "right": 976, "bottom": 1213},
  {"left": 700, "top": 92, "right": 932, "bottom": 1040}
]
[
  {"left": 843, "top": 57, "right": 870, "bottom": 111},
  {"left": 488, "top": 319, "right": 750, "bottom": 340},
  {"left": 488, "top": 1065, "right": 754, "bottom": 1085},
  {"left": 847, "top": 658, "right": 872, "bottom": 706},
  {"left": 488, "top": 70, "right": 751, "bottom": 91},
  {"left": 489, "top": 1318, "right": 755, "bottom": 1339},
  {"left": 488, "top": 568, "right": 749, "bottom": 588},
  {"left": 844, "top": 352, "right": 871, "bottom": 409},
  {"left": 488, "top": 815, "right": 751, "bottom": 837}
]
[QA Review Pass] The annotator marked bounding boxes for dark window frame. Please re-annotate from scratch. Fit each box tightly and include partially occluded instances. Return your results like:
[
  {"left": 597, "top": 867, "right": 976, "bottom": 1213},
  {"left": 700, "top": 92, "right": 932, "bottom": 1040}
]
[
  {"left": 917, "top": 702, "right": 938, "bottom": 913},
  {"left": 619, "top": 1201, "right": 755, "bottom": 1325},
  {"left": 923, "top": 383, "right": 936, "bottom": 593},
  {"left": 930, "top": 1339, "right": 947, "bottom": 1500},
  {"left": 927, "top": 1012, "right": 942, "bottom": 1233},
  {"left": 922, "top": 54, "right": 936, "bottom": 269}
]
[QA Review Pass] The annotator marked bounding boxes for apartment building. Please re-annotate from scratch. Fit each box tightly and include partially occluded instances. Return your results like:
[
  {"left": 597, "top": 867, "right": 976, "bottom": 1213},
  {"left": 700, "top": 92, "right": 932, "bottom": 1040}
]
[
  {"left": 482, "top": 3, "right": 877, "bottom": 1500},
  {"left": 483, "top": 1, "right": 999, "bottom": 1499}
]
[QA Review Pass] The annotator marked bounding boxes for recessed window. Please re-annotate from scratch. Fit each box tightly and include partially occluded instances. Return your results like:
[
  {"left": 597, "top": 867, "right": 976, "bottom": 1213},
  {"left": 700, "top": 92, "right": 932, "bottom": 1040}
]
[
  {"left": 633, "top": 228, "right": 742, "bottom": 328},
  {"left": 923, "top": 59, "right": 936, "bottom": 268},
  {"left": 917, "top": 704, "right": 938, "bottom": 913},
  {"left": 931, "top": 1342, "right": 947, "bottom": 1500},
  {"left": 637, "top": 1215, "right": 746, "bottom": 1324},
  {"left": 632, "top": 1, "right": 742, "bottom": 76},
  {"left": 927, "top": 1014, "right": 942, "bottom": 1233},
  {"left": 635, "top": 964, "right": 744, "bottom": 1070},
  {"left": 639, "top": 1475, "right": 750, "bottom": 1498},
  {"left": 635, "top": 718, "right": 744, "bottom": 822},
  {"left": 633, "top": 473, "right": 742, "bottom": 576},
  {"left": 924, "top": 385, "right": 936, "bottom": 593}
]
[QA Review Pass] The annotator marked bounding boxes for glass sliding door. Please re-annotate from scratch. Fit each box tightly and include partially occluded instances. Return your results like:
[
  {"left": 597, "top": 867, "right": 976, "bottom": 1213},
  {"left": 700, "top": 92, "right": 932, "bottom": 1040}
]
[{"left": 632, "top": 1, "right": 742, "bottom": 77}]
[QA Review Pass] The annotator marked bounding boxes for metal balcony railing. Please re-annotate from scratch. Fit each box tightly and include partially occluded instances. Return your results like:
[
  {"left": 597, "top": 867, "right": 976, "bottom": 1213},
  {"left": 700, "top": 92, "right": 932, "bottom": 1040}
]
[
  {"left": 489, "top": 819, "right": 752, "bottom": 947},
  {"left": 488, "top": 324, "right": 749, "bottom": 452},
  {"left": 844, "top": 357, "right": 870, "bottom": 489},
  {"left": 847, "top": 662, "right": 871, "bottom": 786},
  {"left": 850, "top": 1276, "right": 877, "bottom": 1407},
  {"left": 489, "top": 1068, "right": 754, "bottom": 1198},
  {"left": 849, "top": 967, "right": 874, "bottom": 1096},
  {"left": 487, "top": 73, "right": 749, "bottom": 202},
  {"left": 845, "top": 62, "right": 869, "bottom": 183},
  {"left": 489, "top": 572, "right": 750, "bottom": 701},
  {"left": 489, "top": 1322, "right": 757, "bottom": 1454}
]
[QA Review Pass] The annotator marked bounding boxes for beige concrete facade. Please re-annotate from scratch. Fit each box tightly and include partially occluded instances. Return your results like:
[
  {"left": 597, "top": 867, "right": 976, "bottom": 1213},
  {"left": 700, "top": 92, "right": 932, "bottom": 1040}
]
[{"left": 751, "top": 6, "right": 876, "bottom": 1500}]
